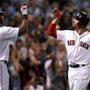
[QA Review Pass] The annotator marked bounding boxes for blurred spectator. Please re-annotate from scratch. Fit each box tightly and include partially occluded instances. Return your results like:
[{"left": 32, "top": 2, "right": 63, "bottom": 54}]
[
  {"left": 71, "top": 0, "right": 90, "bottom": 9},
  {"left": 45, "top": 38, "right": 68, "bottom": 90},
  {"left": 8, "top": 42, "right": 23, "bottom": 90}
]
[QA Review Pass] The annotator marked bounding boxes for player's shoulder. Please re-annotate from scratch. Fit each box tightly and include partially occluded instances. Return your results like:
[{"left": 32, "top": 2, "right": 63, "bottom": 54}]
[
  {"left": 57, "top": 30, "right": 74, "bottom": 33},
  {"left": 62, "top": 30, "right": 73, "bottom": 32},
  {"left": 0, "top": 26, "right": 11, "bottom": 29},
  {"left": 1, "top": 26, "right": 10, "bottom": 27}
]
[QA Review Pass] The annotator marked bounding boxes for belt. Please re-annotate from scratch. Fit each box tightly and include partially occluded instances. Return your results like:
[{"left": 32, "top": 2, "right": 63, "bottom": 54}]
[
  {"left": 69, "top": 64, "right": 86, "bottom": 68},
  {"left": 4, "top": 61, "right": 7, "bottom": 64},
  {"left": 0, "top": 60, "right": 7, "bottom": 64}
]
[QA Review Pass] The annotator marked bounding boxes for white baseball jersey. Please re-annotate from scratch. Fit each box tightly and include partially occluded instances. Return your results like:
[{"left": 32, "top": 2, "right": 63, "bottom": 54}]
[
  {"left": 0, "top": 26, "right": 19, "bottom": 61},
  {"left": 57, "top": 30, "right": 90, "bottom": 65}
]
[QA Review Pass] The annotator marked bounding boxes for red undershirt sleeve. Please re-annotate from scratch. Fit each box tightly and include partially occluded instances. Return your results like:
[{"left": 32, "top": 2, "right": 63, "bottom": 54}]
[{"left": 46, "top": 23, "right": 57, "bottom": 38}]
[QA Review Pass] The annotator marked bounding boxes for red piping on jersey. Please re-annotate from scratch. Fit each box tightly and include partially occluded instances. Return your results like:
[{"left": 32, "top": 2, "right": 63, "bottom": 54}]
[{"left": 46, "top": 23, "right": 57, "bottom": 38}]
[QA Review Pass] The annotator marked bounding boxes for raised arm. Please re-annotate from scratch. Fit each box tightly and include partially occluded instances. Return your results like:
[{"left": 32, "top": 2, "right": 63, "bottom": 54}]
[
  {"left": 46, "top": 18, "right": 57, "bottom": 38},
  {"left": 18, "top": 4, "right": 28, "bottom": 35},
  {"left": 19, "top": 19, "right": 27, "bottom": 35},
  {"left": 46, "top": 8, "right": 61, "bottom": 38}
]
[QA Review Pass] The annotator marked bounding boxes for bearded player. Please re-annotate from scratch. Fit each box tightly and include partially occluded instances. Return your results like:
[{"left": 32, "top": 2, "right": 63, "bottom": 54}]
[
  {"left": 46, "top": 9, "right": 90, "bottom": 90},
  {"left": 0, "top": 4, "right": 28, "bottom": 90}
]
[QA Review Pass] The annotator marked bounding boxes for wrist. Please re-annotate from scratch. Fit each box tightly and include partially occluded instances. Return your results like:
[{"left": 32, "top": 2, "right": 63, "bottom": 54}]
[
  {"left": 22, "top": 14, "right": 27, "bottom": 20},
  {"left": 51, "top": 18, "right": 58, "bottom": 24}
]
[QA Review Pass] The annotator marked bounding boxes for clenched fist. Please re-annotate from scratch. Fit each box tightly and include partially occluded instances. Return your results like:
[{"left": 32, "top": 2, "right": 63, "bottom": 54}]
[{"left": 52, "top": 8, "right": 61, "bottom": 20}]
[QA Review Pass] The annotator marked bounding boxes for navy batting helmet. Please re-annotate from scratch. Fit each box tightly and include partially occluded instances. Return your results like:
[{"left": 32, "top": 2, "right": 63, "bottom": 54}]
[{"left": 71, "top": 9, "right": 89, "bottom": 27}]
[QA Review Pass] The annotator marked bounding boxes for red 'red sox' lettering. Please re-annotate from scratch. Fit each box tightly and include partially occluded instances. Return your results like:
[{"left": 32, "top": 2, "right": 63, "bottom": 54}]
[
  {"left": 80, "top": 41, "right": 89, "bottom": 50},
  {"left": 68, "top": 40, "right": 75, "bottom": 45},
  {"left": 67, "top": 40, "right": 89, "bottom": 50}
]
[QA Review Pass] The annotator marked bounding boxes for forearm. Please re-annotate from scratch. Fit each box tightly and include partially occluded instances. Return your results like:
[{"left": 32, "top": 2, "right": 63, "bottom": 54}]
[
  {"left": 46, "top": 19, "right": 57, "bottom": 38},
  {"left": 19, "top": 19, "right": 27, "bottom": 35},
  {"left": 47, "top": 8, "right": 61, "bottom": 38},
  {"left": 18, "top": 4, "right": 28, "bottom": 35}
]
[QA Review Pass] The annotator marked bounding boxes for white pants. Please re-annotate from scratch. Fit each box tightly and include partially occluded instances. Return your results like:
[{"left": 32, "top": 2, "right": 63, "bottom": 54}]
[
  {"left": 68, "top": 65, "right": 90, "bottom": 90},
  {"left": 0, "top": 62, "right": 9, "bottom": 90}
]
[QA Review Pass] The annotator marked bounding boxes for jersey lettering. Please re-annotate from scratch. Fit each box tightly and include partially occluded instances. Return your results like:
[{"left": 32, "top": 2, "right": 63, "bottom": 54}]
[
  {"left": 67, "top": 40, "right": 75, "bottom": 45},
  {"left": 67, "top": 40, "right": 89, "bottom": 50},
  {"left": 80, "top": 41, "right": 89, "bottom": 50}
]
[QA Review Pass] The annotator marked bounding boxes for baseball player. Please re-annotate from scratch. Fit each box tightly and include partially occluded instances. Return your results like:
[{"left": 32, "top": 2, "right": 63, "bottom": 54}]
[
  {"left": 46, "top": 9, "right": 90, "bottom": 90},
  {"left": 0, "top": 4, "right": 28, "bottom": 90}
]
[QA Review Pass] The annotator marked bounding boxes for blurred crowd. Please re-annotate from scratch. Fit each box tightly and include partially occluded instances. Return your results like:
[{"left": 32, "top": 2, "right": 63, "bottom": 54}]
[{"left": 0, "top": 0, "right": 90, "bottom": 90}]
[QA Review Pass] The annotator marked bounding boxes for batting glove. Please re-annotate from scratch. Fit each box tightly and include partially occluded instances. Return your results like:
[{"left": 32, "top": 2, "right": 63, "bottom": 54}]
[{"left": 20, "top": 4, "right": 28, "bottom": 19}]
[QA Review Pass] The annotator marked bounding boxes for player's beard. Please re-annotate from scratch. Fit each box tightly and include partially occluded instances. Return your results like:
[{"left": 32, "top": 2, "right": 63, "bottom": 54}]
[{"left": 0, "top": 14, "right": 4, "bottom": 26}]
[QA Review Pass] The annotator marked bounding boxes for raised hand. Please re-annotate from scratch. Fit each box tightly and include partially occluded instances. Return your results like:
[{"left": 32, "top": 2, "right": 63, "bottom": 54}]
[
  {"left": 20, "top": 4, "right": 28, "bottom": 15},
  {"left": 52, "top": 8, "right": 61, "bottom": 20}
]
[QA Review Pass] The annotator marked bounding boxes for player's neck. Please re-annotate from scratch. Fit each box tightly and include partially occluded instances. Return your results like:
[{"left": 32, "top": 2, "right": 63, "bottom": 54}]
[{"left": 76, "top": 28, "right": 87, "bottom": 35}]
